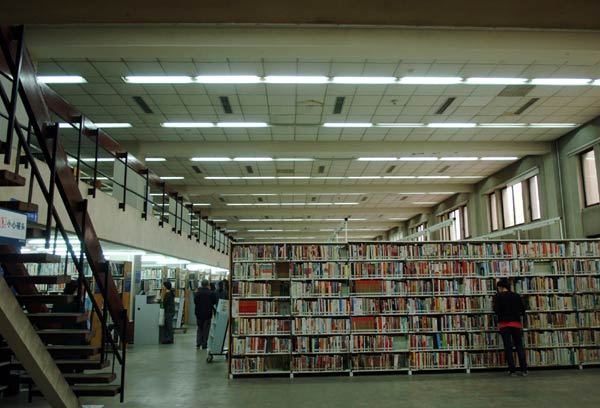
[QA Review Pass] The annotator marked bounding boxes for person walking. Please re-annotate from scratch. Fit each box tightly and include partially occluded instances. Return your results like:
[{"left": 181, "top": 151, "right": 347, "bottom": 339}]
[
  {"left": 493, "top": 278, "right": 528, "bottom": 376},
  {"left": 194, "top": 279, "right": 217, "bottom": 349},
  {"left": 162, "top": 281, "right": 176, "bottom": 344},
  {"left": 216, "top": 279, "right": 229, "bottom": 300}
]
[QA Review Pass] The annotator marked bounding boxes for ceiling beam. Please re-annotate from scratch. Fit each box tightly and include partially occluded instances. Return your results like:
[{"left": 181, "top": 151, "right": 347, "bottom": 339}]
[
  {"left": 203, "top": 207, "right": 429, "bottom": 217},
  {"left": 221, "top": 220, "right": 402, "bottom": 229},
  {"left": 182, "top": 183, "right": 472, "bottom": 195},
  {"left": 125, "top": 141, "right": 551, "bottom": 159}
]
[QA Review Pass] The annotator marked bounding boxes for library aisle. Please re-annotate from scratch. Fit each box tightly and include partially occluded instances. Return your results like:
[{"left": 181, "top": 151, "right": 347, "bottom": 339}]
[{"left": 2, "top": 332, "right": 598, "bottom": 408}]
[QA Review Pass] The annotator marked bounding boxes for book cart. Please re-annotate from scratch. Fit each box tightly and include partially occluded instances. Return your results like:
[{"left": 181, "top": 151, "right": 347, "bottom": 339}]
[{"left": 228, "top": 240, "right": 600, "bottom": 378}]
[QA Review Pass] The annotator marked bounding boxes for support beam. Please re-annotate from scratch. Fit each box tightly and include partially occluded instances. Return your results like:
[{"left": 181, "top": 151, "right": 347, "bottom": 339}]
[
  {"left": 183, "top": 184, "right": 472, "bottom": 196},
  {"left": 204, "top": 206, "right": 430, "bottom": 217},
  {"left": 0, "top": 277, "right": 80, "bottom": 408}
]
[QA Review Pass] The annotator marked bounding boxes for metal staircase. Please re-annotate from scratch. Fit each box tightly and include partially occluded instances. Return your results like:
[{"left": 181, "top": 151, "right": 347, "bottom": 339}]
[{"left": 0, "top": 25, "right": 128, "bottom": 405}]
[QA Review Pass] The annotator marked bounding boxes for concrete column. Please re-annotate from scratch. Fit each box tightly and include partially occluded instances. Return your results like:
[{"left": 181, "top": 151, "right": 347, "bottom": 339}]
[{"left": 0, "top": 277, "right": 80, "bottom": 408}]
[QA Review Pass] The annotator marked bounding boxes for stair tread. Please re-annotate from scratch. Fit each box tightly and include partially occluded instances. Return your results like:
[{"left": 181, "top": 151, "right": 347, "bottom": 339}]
[
  {"left": 16, "top": 294, "right": 74, "bottom": 304},
  {"left": 0, "top": 170, "right": 26, "bottom": 187},
  {"left": 32, "top": 384, "right": 121, "bottom": 397},
  {"left": 22, "top": 372, "right": 116, "bottom": 384},
  {"left": 0, "top": 253, "right": 62, "bottom": 263},
  {"left": 0, "top": 201, "right": 38, "bottom": 213},
  {"left": 27, "top": 312, "right": 86, "bottom": 322},
  {"left": 11, "top": 359, "right": 110, "bottom": 371},
  {"left": 36, "top": 329, "right": 90, "bottom": 334},
  {"left": 5, "top": 275, "right": 71, "bottom": 284}
]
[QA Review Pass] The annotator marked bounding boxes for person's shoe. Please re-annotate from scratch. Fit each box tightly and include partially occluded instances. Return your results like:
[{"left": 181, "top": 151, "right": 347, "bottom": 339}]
[
  {"left": 196, "top": 345, "right": 200, "bottom": 349},
  {"left": 519, "top": 370, "right": 529, "bottom": 377},
  {"left": 509, "top": 372, "right": 518, "bottom": 377},
  {"left": 202, "top": 345, "right": 207, "bottom": 350}
]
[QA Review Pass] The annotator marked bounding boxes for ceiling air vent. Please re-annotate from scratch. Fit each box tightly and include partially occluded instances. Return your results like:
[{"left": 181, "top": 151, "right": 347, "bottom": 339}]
[
  {"left": 333, "top": 97, "right": 345, "bottom": 114},
  {"left": 132, "top": 96, "right": 153, "bottom": 114},
  {"left": 498, "top": 85, "right": 535, "bottom": 97},
  {"left": 219, "top": 96, "right": 233, "bottom": 114},
  {"left": 435, "top": 97, "right": 456, "bottom": 114},
  {"left": 311, "top": 196, "right": 317, "bottom": 202},
  {"left": 191, "top": 165, "right": 203, "bottom": 174},
  {"left": 386, "top": 165, "right": 396, "bottom": 174},
  {"left": 318, "top": 165, "right": 326, "bottom": 174},
  {"left": 514, "top": 98, "right": 540, "bottom": 115},
  {"left": 276, "top": 168, "right": 294, "bottom": 174},
  {"left": 439, "top": 165, "right": 450, "bottom": 173},
  {"left": 361, "top": 196, "right": 368, "bottom": 202},
  {"left": 245, "top": 166, "right": 254, "bottom": 174},
  {"left": 257, "top": 197, "right": 263, "bottom": 202},
  {"left": 400, "top": 196, "right": 407, "bottom": 201},
  {"left": 219, "top": 197, "right": 226, "bottom": 202}
]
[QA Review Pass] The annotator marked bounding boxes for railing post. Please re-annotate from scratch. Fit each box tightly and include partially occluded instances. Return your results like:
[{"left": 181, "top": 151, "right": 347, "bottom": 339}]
[
  {"left": 202, "top": 216, "right": 208, "bottom": 245},
  {"left": 75, "top": 115, "right": 84, "bottom": 184},
  {"left": 77, "top": 199, "right": 88, "bottom": 310},
  {"left": 159, "top": 183, "right": 166, "bottom": 227},
  {"left": 118, "top": 152, "right": 128, "bottom": 211},
  {"left": 177, "top": 197, "right": 183, "bottom": 235},
  {"left": 24, "top": 120, "right": 31, "bottom": 170},
  {"left": 87, "top": 129, "right": 99, "bottom": 198},
  {"left": 187, "top": 205, "right": 193, "bottom": 239},
  {"left": 45, "top": 123, "right": 59, "bottom": 249},
  {"left": 142, "top": 170, "right": 149, "bottom": 220},
  {"left": 3, "top": 25, "right": 24, "bottom": 165},
  {"left": 100, "top": 263, "right": 109, "bottom": 364},
  {"left": 195, "top": 211, "right": 201, "bottom": 243}
]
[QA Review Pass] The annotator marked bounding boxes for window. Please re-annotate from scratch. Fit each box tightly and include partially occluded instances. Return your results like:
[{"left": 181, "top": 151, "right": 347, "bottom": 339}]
[
  {"left": 416, "top": 222, "right": 427, "bottom": 242},
  {"left": 489, "top": 193, "right": 499, "bottom": 231},
  {"left": 462, "top": 205, "right": 470, "bottom": 238},
  {"left": 529, "top": 175, "right": 541, "bottom": 220},
  {"left": 440, "top": 205, "right": 469, "bottom": 241},
  {"left": 581, "top": 149, "right": 600, "bottom": 206},
  {"left": 502, "top": 186, "right": 515, "bottom": 228}
]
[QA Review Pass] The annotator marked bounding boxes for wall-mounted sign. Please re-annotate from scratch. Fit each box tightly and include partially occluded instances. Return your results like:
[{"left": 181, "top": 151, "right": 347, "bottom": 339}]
[{"left": 0, "top": 208, "right": 27, "bottom": 245}]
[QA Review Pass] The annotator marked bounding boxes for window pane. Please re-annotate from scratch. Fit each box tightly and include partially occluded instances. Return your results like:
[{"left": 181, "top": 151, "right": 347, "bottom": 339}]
[
  {"left": 513, "top": 182, "right": 525, "bottom": 225},
  {"left": 582, "top": 150, "right": 600, "bottom": 206},
  {"left": 502, "top": 187, "right": 515, "bottom": 228},
  {"left": 463, "top": 206, "right": 470, "bottom": 238},
  {"left": 452, "top": 208, "right": 462, "bottom": 240},
  {"left": 490, "top": 193, "right": 498, "bottom": 231},
  {"left": 530, "top": 176, "right": 541, "bottom": 220}
]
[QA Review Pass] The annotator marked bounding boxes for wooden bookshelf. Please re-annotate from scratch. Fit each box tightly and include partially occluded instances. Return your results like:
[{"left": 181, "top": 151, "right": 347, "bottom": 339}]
[{"left": 229, "top": 240, "right": 600, "bottom": 377}]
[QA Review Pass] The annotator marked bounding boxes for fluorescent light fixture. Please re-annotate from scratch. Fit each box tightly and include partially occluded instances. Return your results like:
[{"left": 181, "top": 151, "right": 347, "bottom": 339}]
[
  {"left": 453, "top": 176, "right": 484, "bottom": 179},
  {"left": 205, "top": 176, "right": 241, "bottom": 180},
  {"left": 248, "top": 229, "right": 284, "bottom": 232},
  {"left": 123, "top": 76, "right": 194, "bottom": 84},
  {"left": 376, "top": 123, "right": 425, "bottom": 128},
  {"left": 383, "top": 176, "right": 416, "bottom": 179},
  {"left": 149, "top": 193, "right": 167, "bottom": 196},
  {"left": 313, "top": 176, "right": 345, "bottom": 179},
  {"left": 277, "top": 176, "right": 311, "bottom": 180},
  {"left": 94, "top": 123, "right": 132, "bottom": 128},
  {"left": 529, "top": 123, "right": 578, "bottom": 128},
  {"left": 162, "top": 122, "right": 215, "bottom": 128},
  {"left": 37, "top": 75, "right": 87, "bottom": 84},
  {"left": 274, "top": 158, "right": 314, "bottom": 162},
  {"left": 241, "top": 176, "right": 276, "bottom": 180},
  {"left": 531, "top": 78, "right": 591, "bottom": 86},
  {"left": 212, "top": 219, "right": 228, "bottom": 222},
  {"left": 465, "top": 77, "right": 527, "bottom": 85},
  {"left": 323, "top": 123, "right": 373, "bottom": 128},
  {"left": 227, "top": 203, "right": 253, "bottom": 206},
  {"left": 191, "top": 157, "right": 232, "bottom": 162},
  {"left": 264, "top": 76, "right": 329, "bottom": 84},
  {"left": 332, "top": 76, "right": 397, "bottom": 84},
  {"left": 347, "top": 176, "right": 382, "bottom": 179},
  {"left": 195, "top": 75, "right": 262, "bottom": 83},
  {"left": 144, "top": 157, "right": 166, "bottom": 162},
  {"left": 593, "top": 79, "right": 600, "bottom": 86},
  {"left": 398, "top": 157, "right": 438, "bottom": 161},
  {"left": 233, "top": 157, "right": 273, "bottom": 162},
  {"left": 159, "top": 176, "right": 185, "bottom": 180},
  {"left": 389, "top": 217, "right": 408, "bottom": 221},
  {"left": 428, "top": 123, "right": 477, "bottom": 128},
  {"left": 192, "top": 203, "right": 211, "bottom": 206},
  {"left": 217, "top": 122, "right": 269, "bottom": 128},
  {"left": 357, "top": 157, "right": 397, "bottom": 161},
  {"left": 479, "top": 123, "right": 527, "bottom": 128},
  {"left": 439, "top": 157, "right": 478, "bottom": 161},
  {"left": 480, "top": 156, "right": 519, "bottom": 161},
  {"left": 307, "top": 202, "right": 359, "bottom": 206},
  {"left": 398, "top": 192, "right": 427, "bottom": 195},
  {"left": 417, "top": 176, "right": 451, "bottom": 179},
  {"left": 399, "top": 76, "right": 463, "bottom": 85},
  {"left": 81, "top": 158, "right": 115, "bottom": 162}
]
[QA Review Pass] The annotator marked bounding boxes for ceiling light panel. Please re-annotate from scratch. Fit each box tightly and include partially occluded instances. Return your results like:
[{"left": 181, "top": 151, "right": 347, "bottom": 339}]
[
  {"left": 217, "top": 122, "right": 269, "bottom": 128},
  {"left": 191, "top": 157, "right": 232, "bottom": 162},
  {"left": 530, "top": 78, "right": 591, "bottom": 86},
  {"left": 399, "top": 76, "right": 463, "bottom": 84},
  {"left": 427, "top": 123, "right": 477, "bottom": 128},
  {"left": 123, "top": 76, "right": 194, "bottom": 83},
  {"left": 159, "top": 176, "right": 185, "bottom": 180},
  {"left": 323, "top": 123, "right": 373, "bottom": 128},
  {"left": 144, "top": 157, "right": 166, "bottom": 162},
  {"left": 465, "top": 77, "right": 528, "bottom": 85},
  {"left": 195, "top": 75, "right": 262, "bottom": 83},
  {"left": 264, "top": 76, "right": 329, "bottom": 84},
  {"left": 162, "top": 122, "right": 215, "bottom": 128},
  {"left": 332, "top": 76, "right": 397, "bottom": 84},
  {"left": 37, "top": 75, "right": 87, "bottom": 84}
]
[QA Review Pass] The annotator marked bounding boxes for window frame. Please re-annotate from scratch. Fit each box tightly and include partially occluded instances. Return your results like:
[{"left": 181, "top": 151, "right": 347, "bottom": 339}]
[{"left": 581, "top": 149, "right": 600, "bottom": 207}]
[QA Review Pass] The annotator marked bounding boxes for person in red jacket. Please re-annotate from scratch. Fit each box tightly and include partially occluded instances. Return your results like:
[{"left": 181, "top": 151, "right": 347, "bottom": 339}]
[{"left": 493, "top": 278, "right": 528, "bottom": 376}]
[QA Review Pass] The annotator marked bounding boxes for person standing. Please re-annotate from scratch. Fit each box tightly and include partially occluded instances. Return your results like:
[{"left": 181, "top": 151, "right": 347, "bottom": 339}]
[
  {"left": 493, "top": 278, "right": 528, "bottom": 376},
  {"left": 162, "top": 281, "right": 176, "bottom": 344},
  {"left": 194, "top": 279, "right": 217, "bottom": 349},
  {"left": 216, "top": 279, "right": 229, "bottom": 300}
]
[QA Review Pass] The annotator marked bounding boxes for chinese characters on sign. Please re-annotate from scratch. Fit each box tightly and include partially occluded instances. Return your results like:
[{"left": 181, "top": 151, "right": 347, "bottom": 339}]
[{"left": 0, "top": 208, "right": 27, "bottom": 245}]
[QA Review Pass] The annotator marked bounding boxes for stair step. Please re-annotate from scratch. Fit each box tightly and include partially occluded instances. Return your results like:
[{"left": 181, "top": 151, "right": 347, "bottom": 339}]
[
  {"left": 4, "top": 275, "right": 71, "bottom": 285},
  {"left": 36, "top": 329, "right": 92, "bottom": 343},
  {"left": 15, "top": 294, "right": 74, "bottom": 304},
  {"left": 32, "top": 384, "right": 121, "bottom": 397},
  {"left": 26, "top": 311, "right": 84, "bottom": 324},
  {"left": 0, "top": 253, "right": 62, "bottom": 263},
  {"left": 0, "top": 344, "right": 98, "bottom": 358},
  {"left": 0, "top": 201, "right": 38, "bottom": 213},
  {"left": 11, "top": 358, "right": 109, "bottom": 372},
  {"left": 22, "top": 372, "right": 116, "bottom": 385},
  {"left": 0, "top": 170, "right": 25, "bottom": 187}
]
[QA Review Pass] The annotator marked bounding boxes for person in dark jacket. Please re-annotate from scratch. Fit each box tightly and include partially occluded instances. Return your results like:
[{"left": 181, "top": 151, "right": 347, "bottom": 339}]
[
  {"left": 194, "top": 279, "right": 217, "bottom": 349},
  {"left": 216, "top": 279, "right": 229, "bottom": 300},
  {"left": 493, "top": 278, "right": 528, "bottom": 376},
  {"left": 162, "top": 281, "right": 176, "bottom": 344}
]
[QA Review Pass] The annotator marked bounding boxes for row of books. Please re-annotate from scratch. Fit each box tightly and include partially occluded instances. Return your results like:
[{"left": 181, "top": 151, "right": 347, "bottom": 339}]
[
  {"left": 514, "top": 277, "right": 575, "bottom": 293},
  {"left": 295, "top": 336, "right": 348, "bottom": 353},
  {"left": 410, "top": 333, "right": 467, "bottom": 350},
  {"left": 353, "top": 335, "right": 408, "bottom": 351},
  {"left": 291, "top": 281, "right": 348, "bottom": 297},
  {"left": 234, "top": 241, "right": 600, "bottom": 262},
  {"left": 232, "top": 337, "right": 291, "bottom": 354},
  {"left": 232, "top": 300, "right": 291, "bottom": 317}
]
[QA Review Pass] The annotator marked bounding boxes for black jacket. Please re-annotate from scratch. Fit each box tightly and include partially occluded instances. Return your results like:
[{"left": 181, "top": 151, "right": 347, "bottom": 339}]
[
  {"left": 194, "top": 287, "right": 217, "bottom": 320},
  {"left": 493, "top": 290, "right": 525, "bottom": 323},
  {"left": 163, "top": 290, "right": 176, "bottom": 314}
]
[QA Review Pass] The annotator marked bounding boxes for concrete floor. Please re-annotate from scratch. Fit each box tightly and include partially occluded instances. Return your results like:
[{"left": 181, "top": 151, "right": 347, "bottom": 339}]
[{"left": 3, "top": 332, "right": 600, "bottom": 408}]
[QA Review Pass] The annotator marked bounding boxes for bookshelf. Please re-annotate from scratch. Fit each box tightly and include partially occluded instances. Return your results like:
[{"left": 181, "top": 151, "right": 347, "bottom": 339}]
[{"left": 229, "top": 240, "right": 600, "bottom": 377}]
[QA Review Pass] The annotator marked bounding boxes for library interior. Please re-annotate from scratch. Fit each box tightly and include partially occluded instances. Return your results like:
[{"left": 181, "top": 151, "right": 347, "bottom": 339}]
[{"left": 1, "top": 2, "right": 600, "bottom": 407}]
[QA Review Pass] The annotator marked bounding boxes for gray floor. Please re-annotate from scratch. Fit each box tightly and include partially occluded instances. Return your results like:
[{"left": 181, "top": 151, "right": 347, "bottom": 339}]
[{"left": 3, "top": 332, "right": 600, "bottom": 407}]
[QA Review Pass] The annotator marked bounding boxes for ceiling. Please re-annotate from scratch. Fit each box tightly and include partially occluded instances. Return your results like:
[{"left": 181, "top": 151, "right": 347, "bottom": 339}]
[{"left": 25, "top": 25, "right": 600, "bottom": 241}]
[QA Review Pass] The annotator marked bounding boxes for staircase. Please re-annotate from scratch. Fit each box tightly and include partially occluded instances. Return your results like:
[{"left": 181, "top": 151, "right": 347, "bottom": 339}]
[{"left": 0, "top": 25, "right": 128, "bottom": 405}]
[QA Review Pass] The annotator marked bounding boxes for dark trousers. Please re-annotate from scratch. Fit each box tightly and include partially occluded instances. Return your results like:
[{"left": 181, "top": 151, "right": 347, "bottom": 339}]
[
  {"left": 162, "top": 312, "right": 175, "bottom": 343},
  {"left": 500, "top": 326, "right": 527, "bottom": 372},
  {"left": 196, "top": 318, "right": 211, "bottom": 348}
]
